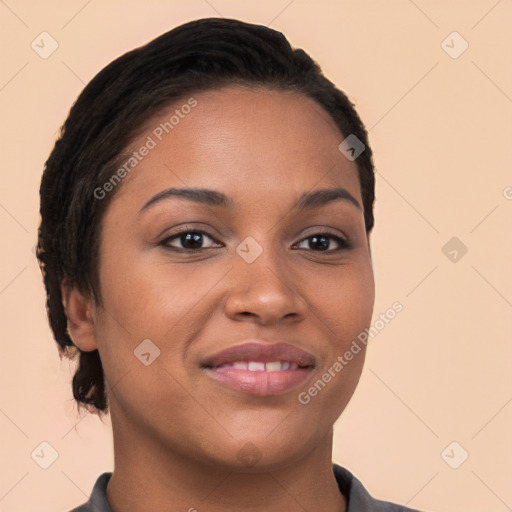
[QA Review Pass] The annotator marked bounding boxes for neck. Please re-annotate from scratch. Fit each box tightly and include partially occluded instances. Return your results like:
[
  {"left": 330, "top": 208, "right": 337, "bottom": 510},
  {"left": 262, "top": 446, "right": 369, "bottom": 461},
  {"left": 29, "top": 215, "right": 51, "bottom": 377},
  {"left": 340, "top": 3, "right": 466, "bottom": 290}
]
[{"left": 106, "top": 403, "right": 346, "bottom": 512}]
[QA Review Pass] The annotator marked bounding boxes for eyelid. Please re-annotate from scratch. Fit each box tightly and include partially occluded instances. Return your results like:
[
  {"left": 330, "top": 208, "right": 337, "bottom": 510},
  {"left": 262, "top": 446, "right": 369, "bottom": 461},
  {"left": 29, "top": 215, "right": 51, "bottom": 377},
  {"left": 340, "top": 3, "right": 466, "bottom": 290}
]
[{"left": 299, "top": 226, "right": 349, "bottom": 242}]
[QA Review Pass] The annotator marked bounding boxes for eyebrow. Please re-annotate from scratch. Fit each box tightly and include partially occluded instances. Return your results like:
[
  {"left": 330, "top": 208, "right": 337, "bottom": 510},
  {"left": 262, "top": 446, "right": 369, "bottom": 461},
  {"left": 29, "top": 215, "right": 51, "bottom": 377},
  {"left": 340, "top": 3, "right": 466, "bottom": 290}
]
[{"left": 138, "top": 186, "right": 362, "bottom": 214}]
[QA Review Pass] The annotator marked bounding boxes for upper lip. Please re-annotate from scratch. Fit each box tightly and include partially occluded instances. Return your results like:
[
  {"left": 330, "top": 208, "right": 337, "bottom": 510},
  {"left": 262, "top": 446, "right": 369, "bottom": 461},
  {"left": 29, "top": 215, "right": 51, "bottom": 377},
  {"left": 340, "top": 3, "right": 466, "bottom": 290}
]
[{"left": 201, "top": 341, "right": 316, "bottom": 368}]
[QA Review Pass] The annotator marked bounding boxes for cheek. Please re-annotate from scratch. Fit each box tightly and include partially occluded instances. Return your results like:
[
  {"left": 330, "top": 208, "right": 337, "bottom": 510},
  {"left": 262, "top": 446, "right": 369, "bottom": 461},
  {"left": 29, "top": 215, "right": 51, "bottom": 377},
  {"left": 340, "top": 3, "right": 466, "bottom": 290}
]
[
  {"left": 310, "top": 259, "right": 375, "bottom": 346},
  {"left": 97, "top": 247, "right": 223, "bottom": 338},
  {"left": 92, "top": 249, "right": 212, "bottom": 415},
  {"left": 295, "top": 263, "right": 374, "bottom": 426}
]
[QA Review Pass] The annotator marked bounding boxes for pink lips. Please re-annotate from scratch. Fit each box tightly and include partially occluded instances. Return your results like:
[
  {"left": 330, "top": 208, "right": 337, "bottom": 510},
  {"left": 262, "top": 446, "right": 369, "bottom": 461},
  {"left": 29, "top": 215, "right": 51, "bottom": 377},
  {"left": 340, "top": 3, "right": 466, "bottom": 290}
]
[{"left": 201, "top": 341, "right": 316, "bottom": 396}]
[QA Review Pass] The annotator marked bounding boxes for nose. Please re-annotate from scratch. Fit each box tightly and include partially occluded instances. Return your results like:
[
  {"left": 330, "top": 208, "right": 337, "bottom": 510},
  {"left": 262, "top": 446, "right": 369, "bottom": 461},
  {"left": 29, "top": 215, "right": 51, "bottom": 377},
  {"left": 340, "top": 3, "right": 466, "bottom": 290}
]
[{"left": 223, "top": 245, "right": 307, "bottom": 325}]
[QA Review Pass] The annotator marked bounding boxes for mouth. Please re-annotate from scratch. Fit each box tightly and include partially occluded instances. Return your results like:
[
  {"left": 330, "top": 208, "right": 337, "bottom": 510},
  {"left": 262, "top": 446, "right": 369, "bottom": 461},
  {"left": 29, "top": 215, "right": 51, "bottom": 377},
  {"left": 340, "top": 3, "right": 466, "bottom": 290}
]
[{"left": 201, "top": 341, "right": 316, "bottom": 396}]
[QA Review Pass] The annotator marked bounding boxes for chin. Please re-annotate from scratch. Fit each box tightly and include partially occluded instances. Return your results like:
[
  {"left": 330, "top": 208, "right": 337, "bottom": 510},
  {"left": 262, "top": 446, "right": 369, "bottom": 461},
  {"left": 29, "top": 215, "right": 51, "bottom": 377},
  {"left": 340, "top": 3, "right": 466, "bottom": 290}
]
[{"left": 202, "top": 427, "right": 322, "bottom": 473}]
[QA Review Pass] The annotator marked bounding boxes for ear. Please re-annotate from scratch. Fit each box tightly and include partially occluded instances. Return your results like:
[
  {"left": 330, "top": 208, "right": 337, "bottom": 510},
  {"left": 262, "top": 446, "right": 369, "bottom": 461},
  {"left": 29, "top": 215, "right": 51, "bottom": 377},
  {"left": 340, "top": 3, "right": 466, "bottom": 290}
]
[{"left": 61, "top": 281, "right": 99, "bottom": 352}]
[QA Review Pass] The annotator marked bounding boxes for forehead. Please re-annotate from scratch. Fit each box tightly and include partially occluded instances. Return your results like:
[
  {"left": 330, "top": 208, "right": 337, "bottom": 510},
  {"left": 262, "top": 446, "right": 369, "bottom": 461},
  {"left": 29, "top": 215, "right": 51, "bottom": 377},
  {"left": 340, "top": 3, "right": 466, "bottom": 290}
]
[{"left": 111, "top": 86, "right": 362, "bottom": 209}]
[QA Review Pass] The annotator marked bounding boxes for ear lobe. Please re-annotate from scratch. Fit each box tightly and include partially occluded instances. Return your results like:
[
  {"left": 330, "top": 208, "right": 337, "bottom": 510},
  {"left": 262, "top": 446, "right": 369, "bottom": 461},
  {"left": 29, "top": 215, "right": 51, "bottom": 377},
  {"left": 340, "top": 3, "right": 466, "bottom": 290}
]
[{"left": 61, "top": 282, "right": 99, "bottom": 352}]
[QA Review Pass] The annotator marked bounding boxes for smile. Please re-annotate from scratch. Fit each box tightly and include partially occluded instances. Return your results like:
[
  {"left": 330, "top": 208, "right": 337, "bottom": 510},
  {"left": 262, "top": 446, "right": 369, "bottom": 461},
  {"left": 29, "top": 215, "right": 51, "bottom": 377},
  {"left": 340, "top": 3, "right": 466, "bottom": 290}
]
[
  {"left": 204, "top": 363, "right": 314, "bottom": 396},
  {"left": 212, "top": 360, "right": 311, "bottom": 371},
  {"left": 200, "top": 341, "right": 316, "bottom": 396}
]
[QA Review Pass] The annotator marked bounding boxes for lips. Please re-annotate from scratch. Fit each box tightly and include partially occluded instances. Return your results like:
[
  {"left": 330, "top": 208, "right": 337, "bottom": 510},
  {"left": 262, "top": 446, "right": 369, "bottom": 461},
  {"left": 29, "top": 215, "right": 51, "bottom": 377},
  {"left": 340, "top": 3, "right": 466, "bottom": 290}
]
[{"left": 201, "top": 341, "right": 316, "bottom": 397}]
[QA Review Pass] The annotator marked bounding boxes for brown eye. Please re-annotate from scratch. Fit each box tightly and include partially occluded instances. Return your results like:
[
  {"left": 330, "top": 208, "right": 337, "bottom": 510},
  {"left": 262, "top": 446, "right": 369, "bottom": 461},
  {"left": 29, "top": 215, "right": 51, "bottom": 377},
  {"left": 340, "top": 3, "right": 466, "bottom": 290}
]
[
  {"left": 160, "top": 229, "right": 222, "bottom": 251},
  {"left": 294, "top": 232, "right": 351, "bottom": 252}
]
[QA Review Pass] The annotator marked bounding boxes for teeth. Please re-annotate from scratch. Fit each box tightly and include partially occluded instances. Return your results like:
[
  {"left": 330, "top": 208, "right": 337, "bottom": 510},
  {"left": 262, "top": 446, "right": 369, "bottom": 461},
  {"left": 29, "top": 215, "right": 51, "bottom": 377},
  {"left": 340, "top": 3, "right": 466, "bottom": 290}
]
[
  {"left": 247, "top": 361, "right": 265, "bottom": 371},
  {"left": 215, "top": 361, "right": 304, "bottom": 371}
]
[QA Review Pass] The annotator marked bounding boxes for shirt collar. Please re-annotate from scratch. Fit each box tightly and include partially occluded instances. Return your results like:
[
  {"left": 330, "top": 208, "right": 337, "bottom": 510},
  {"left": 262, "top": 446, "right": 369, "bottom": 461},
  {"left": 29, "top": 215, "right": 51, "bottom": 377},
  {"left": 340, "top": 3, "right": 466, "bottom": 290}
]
[{"left": 82, "top": 464, "right": 411, "bottom": 512}]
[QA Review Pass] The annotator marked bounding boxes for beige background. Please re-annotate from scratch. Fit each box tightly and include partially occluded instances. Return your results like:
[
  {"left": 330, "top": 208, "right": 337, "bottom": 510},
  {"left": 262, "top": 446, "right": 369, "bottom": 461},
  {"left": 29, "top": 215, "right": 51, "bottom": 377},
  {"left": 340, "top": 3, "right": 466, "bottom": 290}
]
[{"left": 1, "top": 1, "right": 511, "bottom": 511}]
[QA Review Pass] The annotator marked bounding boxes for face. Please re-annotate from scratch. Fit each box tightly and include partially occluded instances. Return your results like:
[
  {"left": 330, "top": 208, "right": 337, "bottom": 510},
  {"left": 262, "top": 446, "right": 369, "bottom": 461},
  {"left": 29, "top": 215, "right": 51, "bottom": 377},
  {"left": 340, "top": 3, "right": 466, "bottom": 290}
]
[{"left": 86, "top": 86, "right": 375, "bottom": 470}]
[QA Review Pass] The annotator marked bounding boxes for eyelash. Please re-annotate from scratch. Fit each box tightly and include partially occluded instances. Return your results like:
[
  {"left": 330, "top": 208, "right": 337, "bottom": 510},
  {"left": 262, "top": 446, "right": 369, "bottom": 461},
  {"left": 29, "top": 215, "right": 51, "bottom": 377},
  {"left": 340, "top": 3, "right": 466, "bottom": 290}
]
[{"left": 158, "top": 227, "right": 351, "bottom": 253}]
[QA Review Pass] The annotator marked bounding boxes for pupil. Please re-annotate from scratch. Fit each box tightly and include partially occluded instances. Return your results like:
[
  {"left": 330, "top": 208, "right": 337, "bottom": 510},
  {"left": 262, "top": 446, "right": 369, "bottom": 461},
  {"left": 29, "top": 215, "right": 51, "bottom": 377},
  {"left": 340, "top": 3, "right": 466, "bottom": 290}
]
[
  {"left": 311, "top": 235, "right": 329, "bottom": 251},
  {"left": 183, "top": 232, "right": 202, "bottom": 249}
]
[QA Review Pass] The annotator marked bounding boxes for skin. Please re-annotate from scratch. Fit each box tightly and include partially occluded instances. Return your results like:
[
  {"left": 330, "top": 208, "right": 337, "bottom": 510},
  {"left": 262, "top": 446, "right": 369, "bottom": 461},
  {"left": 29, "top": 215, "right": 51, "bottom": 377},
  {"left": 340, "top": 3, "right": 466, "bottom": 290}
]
[{"left": 62, "top": 85, "right": 375, "bottom": 512}]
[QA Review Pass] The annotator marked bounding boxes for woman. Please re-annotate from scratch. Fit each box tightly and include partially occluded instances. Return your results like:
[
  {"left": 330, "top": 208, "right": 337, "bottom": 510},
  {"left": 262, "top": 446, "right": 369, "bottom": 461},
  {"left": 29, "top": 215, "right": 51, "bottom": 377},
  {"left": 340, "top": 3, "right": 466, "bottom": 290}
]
[{"left": 37, "top": 17, "right": 427, "bottom": 512}]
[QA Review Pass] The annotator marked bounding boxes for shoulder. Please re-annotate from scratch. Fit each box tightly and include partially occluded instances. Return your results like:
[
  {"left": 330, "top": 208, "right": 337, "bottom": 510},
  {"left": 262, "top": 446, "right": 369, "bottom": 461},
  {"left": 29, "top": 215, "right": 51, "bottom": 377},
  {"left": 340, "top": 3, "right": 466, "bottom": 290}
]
[
  {"left": 332, "top": 463, "right": 428, "bottom": 512},
  {"left": 66, "top": 472, "right": 113, "bottom": 512}
]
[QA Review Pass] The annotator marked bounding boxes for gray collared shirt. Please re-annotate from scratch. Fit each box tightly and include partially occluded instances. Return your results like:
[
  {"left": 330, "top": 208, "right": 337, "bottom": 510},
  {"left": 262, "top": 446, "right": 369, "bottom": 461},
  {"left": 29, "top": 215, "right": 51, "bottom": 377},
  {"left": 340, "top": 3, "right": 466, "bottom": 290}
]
[{"left": 68, "top": 464, "right": 425, "bottom": 512}]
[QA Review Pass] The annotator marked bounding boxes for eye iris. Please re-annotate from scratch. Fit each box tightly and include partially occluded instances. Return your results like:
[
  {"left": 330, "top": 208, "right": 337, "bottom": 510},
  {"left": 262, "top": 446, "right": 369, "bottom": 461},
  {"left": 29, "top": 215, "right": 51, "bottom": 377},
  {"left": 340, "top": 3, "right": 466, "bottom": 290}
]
[
  {"left": 310, "top": 235, "right": 329, "bottom": 251},
  {"left": 182, "top": 232, "right": 203, "bottom": 249}
]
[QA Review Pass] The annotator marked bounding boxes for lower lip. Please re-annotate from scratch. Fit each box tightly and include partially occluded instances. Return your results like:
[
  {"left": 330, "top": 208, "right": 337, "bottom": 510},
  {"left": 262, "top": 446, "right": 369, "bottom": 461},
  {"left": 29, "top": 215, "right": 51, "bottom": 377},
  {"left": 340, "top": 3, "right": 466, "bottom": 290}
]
[{"left": 203, "top": 367, "right": 314, "bottom": 396}]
